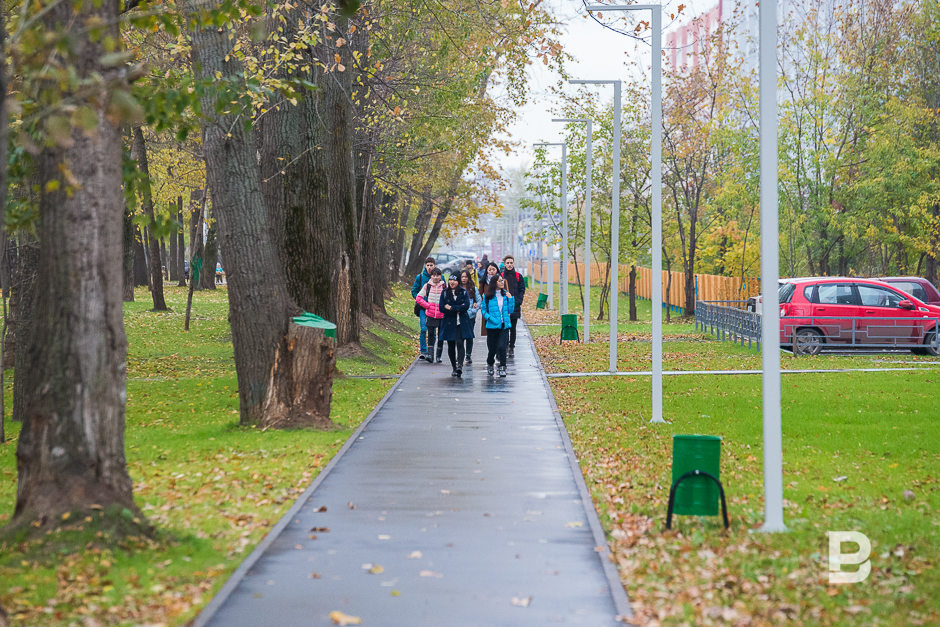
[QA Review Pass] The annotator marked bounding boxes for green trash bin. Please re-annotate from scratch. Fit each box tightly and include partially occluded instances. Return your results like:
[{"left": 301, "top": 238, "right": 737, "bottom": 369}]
[
  {"left": 671, "top": 434, "right": 721, "bottom": 516},
  {"left": 560, "top": 313, "right": 579, "bottom": 341},
  {"left": 292, "top": 312, "right": 337, "bottom": 339},
  {"left": 536, "top": 293, "right": 548, "bottom": 309}
]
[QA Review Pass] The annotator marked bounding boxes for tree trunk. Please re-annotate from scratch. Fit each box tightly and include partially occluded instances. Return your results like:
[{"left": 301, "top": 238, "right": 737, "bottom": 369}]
[
  {"left": 186, "top": 0, "right": 334, "bottom": 427},
  {"left": 188, "top": 195, "right": 204, "bottom": 291},
  {"left": 133, "top": 227, "right": 148, "bottom": 287},
  {"left": 176, "top": 198, "right": 186, "bottom": 287},
  {"left": 14, "top": 0, "right": 135, "bottom": 524},
  {"left": 122, "top": 204, "right": 136, "bottom": 302},
  {"left": 132, "top": 126, "right": 168, "bottom": 310},
  {"left": 394, "top": 194, "right": 412, "bottom": 278},
  {"left": 168, "top": 220, "right": 178, "bottom": 282},
  {"left": 200, "top": 217, "right": 218, "bottom": 290},
  {"left": 629, "top": 265, "right": 638, "bottom": 322},
  {"left": 8, "top": 237, "right": 39, "bottom": 378},
  {"left": 404, "top": 188, "right": 433, "bottom": 278}
]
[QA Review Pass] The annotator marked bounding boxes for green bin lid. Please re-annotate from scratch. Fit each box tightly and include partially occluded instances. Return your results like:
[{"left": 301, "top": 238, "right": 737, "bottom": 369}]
[
  {"left": 292, "top": 312, "right": 337, "bottom": 338},
  {"left": 673, "top": 434, "right": 722, "bottom": 442}
]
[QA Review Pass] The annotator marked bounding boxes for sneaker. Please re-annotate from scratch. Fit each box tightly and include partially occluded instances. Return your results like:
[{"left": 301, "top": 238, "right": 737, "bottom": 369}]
[
  {"left": 451, "top": 369, "right": 459, "bottom": 377},
  {"left": 498, "top": 366, "right": 506, "bottom": 377},
  {"left": 424, "top": 353, "right": 433, "bottom": 362},
  {"left": 418, "top": 353, "right": 426, "bottom": 361},
  {"left": 507, "top": 347, "right": 515, "bottom": 358},
  {"left": 435, "top": 357, "right": 443, "bottom": 364},
  {"left": 465, "top": 355, "right": 472, "bottom": 365},
  {"left": 486, "top": 365, "right": 494, "bottom": 376},
  {"left": 456, "top": 368, "right": 462, "bottom": 377}
]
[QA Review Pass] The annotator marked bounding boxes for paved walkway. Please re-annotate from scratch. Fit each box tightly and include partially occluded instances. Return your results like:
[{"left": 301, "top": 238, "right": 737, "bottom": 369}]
[{"left": 195, "top": 321, "right": 630, "bottom": 626}]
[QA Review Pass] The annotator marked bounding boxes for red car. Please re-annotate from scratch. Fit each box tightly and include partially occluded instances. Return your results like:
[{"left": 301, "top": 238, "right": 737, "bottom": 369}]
[
  {"left": 875, "top": 276, "right": 940, "bottom": 306},
  {"left": 779, "top": 278, "right": 940, "bottom": 356}
]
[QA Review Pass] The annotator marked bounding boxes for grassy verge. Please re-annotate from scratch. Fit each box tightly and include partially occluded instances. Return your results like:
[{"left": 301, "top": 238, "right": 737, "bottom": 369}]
[
  {"left": 0, "top": 284, "right": 418, "bottom": 626},
  {"left": 532, "top": 300, "right": 939, "bottom": 624}
]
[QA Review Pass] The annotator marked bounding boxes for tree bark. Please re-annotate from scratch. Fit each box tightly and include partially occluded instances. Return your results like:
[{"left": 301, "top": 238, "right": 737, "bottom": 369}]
[
  {"left": 394, "top": 194, "right": 412, "bottom": 278},
  {"left": 131, "top": 126, "right": 167, "bottom": 310},
  {"left": 176, "top": 198, "right": 186, "bottom": 287},
  {"left": 122, "top": 204, "right": 136, "bottom": 302},
  {"left": 629, "top": 265, "right": 638, "bottom": 322},
  {"left": 10, "top": 237, "right": 39, "bottom": 406},
  {"left": 187, "top": 0, "right": 334, "bottom": 426},
  {"left": 14, "top": 0, "right": 135, "bottom": 523},
  {"left": 133, "top": 227, "right": 148, "bottom": 287},
  {"left": 200, "top": 217, "right": 218, "bottom": 290},
  {"left": 168, "top": 219, "right": 178, "bottom": 282}
]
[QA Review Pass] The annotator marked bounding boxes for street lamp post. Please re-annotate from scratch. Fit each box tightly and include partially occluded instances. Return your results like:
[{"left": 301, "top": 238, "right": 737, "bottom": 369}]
[
  {"left": 535, "top": 141, "right": 567, "bottom": 312},
  {"left": 570, "top": 79, "right": 621, "bottom": 372},
  {"left": 553, "top": 117, "right": 594, "bottom": 342},
  {"left": 585, "top": 3, "right": 663, "bottom": 419}
]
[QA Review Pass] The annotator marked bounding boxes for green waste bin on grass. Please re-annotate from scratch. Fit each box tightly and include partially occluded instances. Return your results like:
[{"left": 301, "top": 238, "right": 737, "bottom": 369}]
[
  {"left": 671, "top": 434, "right": 721, "bottom": 515},
  {"left": 560, "top": 313, "right": 579, "bottom": 341},
  {"left": 536, "top": 293, "right": 548, "bottom": 309},
  {"left": 292, "top": 312, "right": 337, "bottom": 339}
]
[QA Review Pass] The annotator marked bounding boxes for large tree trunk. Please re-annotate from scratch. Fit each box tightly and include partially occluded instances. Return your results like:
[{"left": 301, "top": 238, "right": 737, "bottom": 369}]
[
  {"left": 14, "top": 0, "right": 135, "bottom": 524},
  {"left": 187, "top": 0, "right": 334, "bottom": 427},
  {"left": 132, "top": 126, "right": 168, "bottom": 310},
  {"left": 122, "top": 204, "right": 136, "bottom": 301}
]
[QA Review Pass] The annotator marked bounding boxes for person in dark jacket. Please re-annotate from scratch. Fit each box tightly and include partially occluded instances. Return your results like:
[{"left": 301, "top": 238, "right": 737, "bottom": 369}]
[
  {"left": 439, "top": 274, "right": 472, "bottom": 377},
  {"left": 410, "top": 257, "right": 435, "bottom": 360},
  {"left": 500, "top": 255, "right": 526, "bottom": 357}
]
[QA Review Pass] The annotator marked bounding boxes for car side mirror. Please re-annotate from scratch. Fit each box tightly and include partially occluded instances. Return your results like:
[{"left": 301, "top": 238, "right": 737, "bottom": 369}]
[{"left": 899, "top": 299, "right": 914, "bottom": 310}]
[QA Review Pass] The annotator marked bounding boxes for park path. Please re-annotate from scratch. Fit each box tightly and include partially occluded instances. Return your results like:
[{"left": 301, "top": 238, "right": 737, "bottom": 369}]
[{"left": 195, "top": 321, "right": 630, "bottom": 626}]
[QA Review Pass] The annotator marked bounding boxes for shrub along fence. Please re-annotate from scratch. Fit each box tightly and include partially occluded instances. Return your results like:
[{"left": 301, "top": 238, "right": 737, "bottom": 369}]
[{"left": 525, "top": 259, "right": 761, "bottom": 314}]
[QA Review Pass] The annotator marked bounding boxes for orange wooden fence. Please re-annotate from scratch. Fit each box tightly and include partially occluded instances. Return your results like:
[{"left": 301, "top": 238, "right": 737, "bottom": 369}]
[{"left": 524, "top": 260, "right": 761, "bottom": 310}]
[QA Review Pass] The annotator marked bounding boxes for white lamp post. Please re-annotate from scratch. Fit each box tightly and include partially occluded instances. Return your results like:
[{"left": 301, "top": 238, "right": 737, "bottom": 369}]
[
  {"left": 553, "top": 117, "right": 593, "bottom": 342},
  {"left": 535, "top": 141, "right": 567, "bottom": 313},
  {"left": 585, "top": 4, "right": 663, "bottom": 418},
  {"left": 570, "top": 79, "right": 621, "bottom": 372}
]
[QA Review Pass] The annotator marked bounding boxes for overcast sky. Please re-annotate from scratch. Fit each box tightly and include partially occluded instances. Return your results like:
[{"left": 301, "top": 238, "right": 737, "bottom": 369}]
[{"left": 493, "top": 0, "right": 713, "bottom": 174}]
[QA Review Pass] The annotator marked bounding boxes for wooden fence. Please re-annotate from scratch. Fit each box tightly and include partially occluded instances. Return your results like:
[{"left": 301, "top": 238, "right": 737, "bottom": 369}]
[{"left": 524, "top": 259, "right": 761, "bottom": 311}]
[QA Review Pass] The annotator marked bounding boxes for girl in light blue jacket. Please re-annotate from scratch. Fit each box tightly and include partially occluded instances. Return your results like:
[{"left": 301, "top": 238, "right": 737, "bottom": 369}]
[
  {"left": 460, "top": 270, "right": 481, "bottom": 365},
  {"left": 481, "top": 275, "right": 514, "bottom": 377}
]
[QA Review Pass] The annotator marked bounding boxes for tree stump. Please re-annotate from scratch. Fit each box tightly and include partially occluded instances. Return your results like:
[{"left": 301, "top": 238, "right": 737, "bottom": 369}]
[{"left": 261, "top": 323, "right": 336, "bottom": 429}]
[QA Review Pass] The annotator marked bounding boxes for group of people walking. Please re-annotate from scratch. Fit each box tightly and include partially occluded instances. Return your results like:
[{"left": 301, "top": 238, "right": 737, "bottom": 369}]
[{"left": 411, "top": 255, "right": 526, "bottom": 378}]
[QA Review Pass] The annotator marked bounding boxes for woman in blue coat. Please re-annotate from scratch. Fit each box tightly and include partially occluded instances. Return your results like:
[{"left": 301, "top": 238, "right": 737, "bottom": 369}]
[
  {"left": 439, "top": 274, "right": 472, "bottom": 377},
  {"left": 481, "top": 275, "right": 514, "bottom": 377}
]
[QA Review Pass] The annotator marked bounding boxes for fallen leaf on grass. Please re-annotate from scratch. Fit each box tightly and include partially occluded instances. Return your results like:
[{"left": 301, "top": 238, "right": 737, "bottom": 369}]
[{"left": 329, "top": 610, "right": 363, "bottom": 625}]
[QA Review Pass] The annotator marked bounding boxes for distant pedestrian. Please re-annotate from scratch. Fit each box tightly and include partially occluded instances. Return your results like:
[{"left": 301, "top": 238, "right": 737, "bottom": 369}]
[
  {"left": 500, "top": 255, "right": 526, "bottom": 358},
  {"left": 481, "top": 274, "right": 514, "bottom": 377},
  {"left": 460, "top": 269, "right": 481, "bottom": 365},
  {"left": 415, "top": 267, "right": 445, "bottom": 363},
  {"left": 440, "top": 274, "right": 472, "bottom": 377},
  {"left": 411, "top": 257, "right": 436, "bottom": 361},
  {"left": 463, "top": 260, "right": 478, "bottom": 286}
]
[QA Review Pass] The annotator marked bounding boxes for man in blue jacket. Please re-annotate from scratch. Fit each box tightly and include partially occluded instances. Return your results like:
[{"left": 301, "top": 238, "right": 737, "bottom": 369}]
[
  {"left": 411, "top": 257, "right": 436, "bottom": 360},
  {"left": 500, "top": 255, "right": 526, "bottom": 358}
]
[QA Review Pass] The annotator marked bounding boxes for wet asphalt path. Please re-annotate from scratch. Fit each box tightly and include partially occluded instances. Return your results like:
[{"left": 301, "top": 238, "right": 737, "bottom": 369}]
[{"left": 195, "top": 320, "right": 629, "bottom": 626}]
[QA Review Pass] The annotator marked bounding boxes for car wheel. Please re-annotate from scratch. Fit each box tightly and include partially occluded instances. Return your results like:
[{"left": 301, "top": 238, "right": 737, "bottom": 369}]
[
  {"left": 912, "top": 331, "right": 938, "bottom": 357},
  {"left": 793, "top": 328, "right": 824, "bottom": 356}
]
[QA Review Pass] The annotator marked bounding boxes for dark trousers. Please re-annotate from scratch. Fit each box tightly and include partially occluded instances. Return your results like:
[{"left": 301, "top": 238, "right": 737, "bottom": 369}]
[
  {"left": 462, "top": 338, "right": 473, "bottom": 357},
  {"left": 509, "top": 316, "right": 519, "bottom": 348},
  {"left": 486, "top": 328, "right": 508, "bottom": 367},
  {"left": 426, "top": 326, "right": 438, "bottom": 356},
  {"left": 446, "top": 340, "right": 466, "bottom": 369}
]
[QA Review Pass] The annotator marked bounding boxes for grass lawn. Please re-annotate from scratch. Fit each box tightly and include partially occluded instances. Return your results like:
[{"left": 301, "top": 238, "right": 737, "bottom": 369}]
[
  {"left": 530, "top": 292, "right": 940, "bottom": 624},
  {"left": 0, "top": 284, "right": 418, "bottom": 626}
]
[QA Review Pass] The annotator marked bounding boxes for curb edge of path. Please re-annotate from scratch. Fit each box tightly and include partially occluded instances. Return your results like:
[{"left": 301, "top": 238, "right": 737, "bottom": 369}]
[
  {"left": 525, "top": 320, "right": 634, "bottom": 622},
  {"left": 192, "top": 358, "right": 420, "bottom": 627}
]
